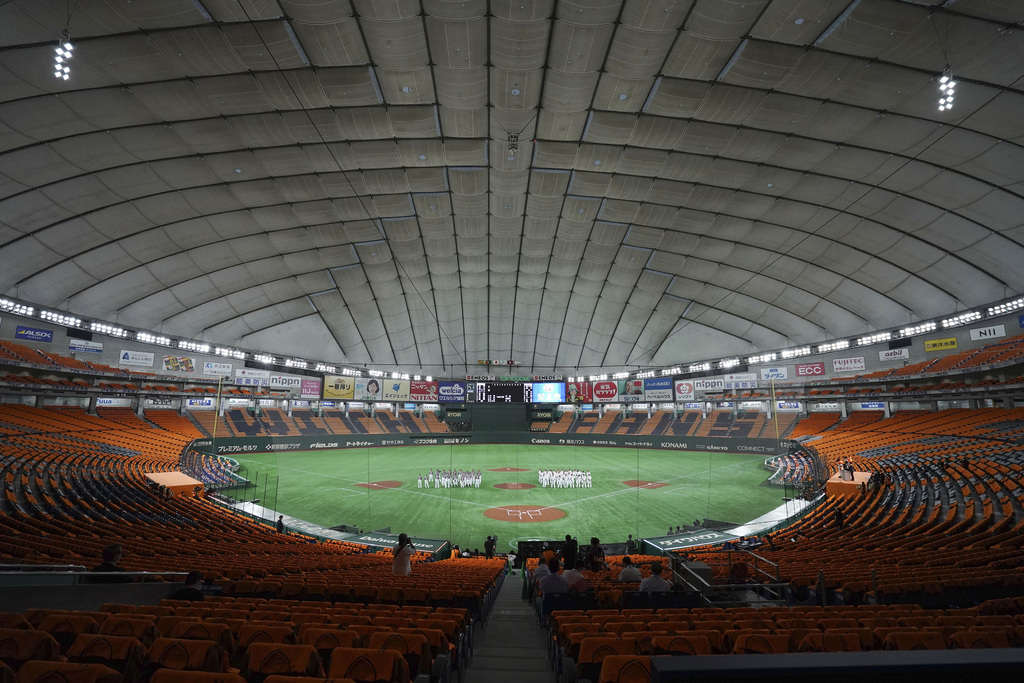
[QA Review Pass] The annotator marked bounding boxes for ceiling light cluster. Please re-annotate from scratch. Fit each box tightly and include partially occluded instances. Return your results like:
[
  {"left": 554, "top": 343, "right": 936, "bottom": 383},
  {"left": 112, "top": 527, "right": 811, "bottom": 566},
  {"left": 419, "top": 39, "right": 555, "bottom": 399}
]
[
  {"left": 315, "top": 363, "right": 336, "bottom": 373},
  {"left": 988, "top": 298, "right": 1024, "bottom": 316},
  {"left": 40, "top": 310, "right": 81, "bottom": 327},
  {"left": 136, "top": 332, "right": 171, "bottom": 346},
  {"left": 178, "top": 341, "right": 210, "bottom": 353},
  {"left": 689, "top": 362, "right": 710, "bottom": 373},
  {"left": 254, "top": 353, "right": 275, "bottom": 364},
  {"left": 781, "top": 346, "right": 811, "bottom": 359},
  {"left": 938, "top": 67, "right": 956, "bottom": 112},
  {"left": 54, "top": 32, "right": 73, "bottom": 80},
  {"left": 588, "top": 374, "right": 608, "bottom": 382},
  {"left": 633, "top": 370, "right": 655, "bottom": 379},
  {"left": 857, "top": 332, "right": 891, "bottom": 346},
  {"left": 747, "top": 353, "right": 776, "bottom": 365},
  {"left": 90, "top": 322, "right": 126, "bottom": 338},
  {"left": 718, "top": 358, "right": 740, "bottom": 369},
  {"left": 216, "top": 347, "right": 246, "bottom": 360},
  {"left": 0, "top": 299, "right": 34, "bottom": 316},
  {"left": 941, "top": 311, "right": 981, "bottom": 328},
  {"left": 817, "top": 340, "right": 850, "bottom": 353},
  {"left": 899, "top": 322, "right": 937, "bottom": 338}
]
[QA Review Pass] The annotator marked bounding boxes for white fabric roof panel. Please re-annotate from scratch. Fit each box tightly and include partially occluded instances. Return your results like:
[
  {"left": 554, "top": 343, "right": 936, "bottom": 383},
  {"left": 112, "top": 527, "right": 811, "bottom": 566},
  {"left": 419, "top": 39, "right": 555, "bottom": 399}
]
[{"left": 0, "top": 0, "right": 1022, "bottom": 374}]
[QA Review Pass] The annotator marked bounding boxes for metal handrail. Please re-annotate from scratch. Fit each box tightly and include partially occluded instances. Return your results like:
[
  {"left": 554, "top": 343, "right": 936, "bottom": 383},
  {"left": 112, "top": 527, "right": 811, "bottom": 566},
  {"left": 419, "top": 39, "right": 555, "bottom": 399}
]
[{"left": 0, "top": 564, "right": 87, "bottom": 572}]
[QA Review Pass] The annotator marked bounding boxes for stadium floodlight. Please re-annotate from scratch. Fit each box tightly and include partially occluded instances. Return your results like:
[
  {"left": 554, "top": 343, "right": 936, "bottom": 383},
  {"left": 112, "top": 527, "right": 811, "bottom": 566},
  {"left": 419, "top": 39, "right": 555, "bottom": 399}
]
[
  {"left": 781, "top": 346, "right": 811, "bottom": 359},
  {"left": 90, "top": 322, "right": 127, "bottom": 338},
  {"left": 634, "top": 370, "right": 655, "bottom": 379},
  {"left": 54, "top": 32, "right": 73, "bottom": 81},
  {"left": 285, "top": 359, "right": 308, "bottom": 369},
  {"left": 938, "top": 67, "right": 955, "bottom": 112},
  {"left": 315, "top": 363, "right": 336, "bottom": 373},
  {"left": 856, "top": 332, "right": 891, "bottom": 346},
  {"left": 817, "top": 340, "right": 850, "bottom": 353},
  {"left": 941, "top": 312, "right": 981, "bottom": 328},
  {"left": 425, "top": 376, "right": 432, "bottom": 382},
  {"left": 178, "top": 341, "right": 210, "bottom": 353},
  {"left": 1, "top": 298, "right": 35, "bottom": 316},
  {"left": 136, "top": 332, "right": 171, "bottom": 346},
  {"left": 215, "top": 347, "right": 245, "bottom": 360},
  {"left": 747, "top": 353, "right": 776, "bottom": 365},
  {"left": 719, "top": 358, "right": 739, "bottom": 369},
  {"left": 342, "top": 367, "right": 361, "bottom": 376},
  {"left": 368, "top": 370, "right": 386, "bottom": 378},
  {"left": 898, "top": 322, "right": 937, "bottom": 338},
  {"left": 254, "top": 353, "right": 274, "bottom": 364},
  {"left": 987, "top": 297, "right": 1024, "bottom": 316},
  {"left": 612, "top": 372, "right": 629, "bottom": 379},
  {"left": 39, "top": 310, "right": 81, "bottom": 327},
  {"left": 689, "top": 362, "right": 710, "bottom": 373}
]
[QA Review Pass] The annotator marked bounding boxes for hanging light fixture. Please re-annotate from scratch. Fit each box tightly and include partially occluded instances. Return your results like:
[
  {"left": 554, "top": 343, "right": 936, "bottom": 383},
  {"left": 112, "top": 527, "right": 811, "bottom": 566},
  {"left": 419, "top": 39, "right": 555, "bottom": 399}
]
[
  {"left": 54, "top": 30, "right": 73, "bottom": 80},
  {"left": 937, "top": 66, "right": 956, "bottom": 112}
]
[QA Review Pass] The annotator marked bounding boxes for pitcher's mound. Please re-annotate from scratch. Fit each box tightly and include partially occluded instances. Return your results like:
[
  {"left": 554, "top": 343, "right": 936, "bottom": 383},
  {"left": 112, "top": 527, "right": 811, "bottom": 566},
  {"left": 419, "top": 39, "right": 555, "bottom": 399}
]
[
  {"left": 483, "top": 505, "right": 565, "bottom": 522},
  {"left": 357, "top": 481, "right": 402, "bottom": 489},
  {"left": 494, "top": 483, "right": 535, "bottom": 490},
  {"left": 623, "top": 480, "right": 667, "bottom": 488},
  {"left": 488, "top": 467, "right": 530, "bottom": 472}
]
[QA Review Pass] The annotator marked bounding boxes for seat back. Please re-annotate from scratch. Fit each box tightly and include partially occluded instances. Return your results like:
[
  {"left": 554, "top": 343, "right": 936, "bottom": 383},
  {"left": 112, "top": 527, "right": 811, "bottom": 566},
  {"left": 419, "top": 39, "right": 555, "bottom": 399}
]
[
  {"left": 327, "top": 646, "right": 408, "bottom": 683},
  {"left": 368, "top": 631, "right": 430, "bottom": 679},
  {"left": 12, "top": 661, "right": 121, "bottom": 683},
  {"left": 66, "top": 634, "right": 146, "bottom": 680},
  {"left": 243, "top": 643, "right": 323, "bottom": 681},
  {"left": 0, "top": 628, "right": 60, "bottom": 669},
  {"left": 596, "top": 655, "right": 651, "bottom": 683},
  {"left": 147, "top": 637, "right": 226, "bottom": 673},
  {"left": 650, "top": 635, "right": 711, "bottom": 656}
]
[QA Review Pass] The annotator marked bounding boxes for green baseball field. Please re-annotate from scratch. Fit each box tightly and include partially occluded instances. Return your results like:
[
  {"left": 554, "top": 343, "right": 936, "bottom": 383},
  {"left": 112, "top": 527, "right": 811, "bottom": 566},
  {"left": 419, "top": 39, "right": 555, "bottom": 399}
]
[{"left": 228, "top": 444, "right": 786, "bottom": 552}]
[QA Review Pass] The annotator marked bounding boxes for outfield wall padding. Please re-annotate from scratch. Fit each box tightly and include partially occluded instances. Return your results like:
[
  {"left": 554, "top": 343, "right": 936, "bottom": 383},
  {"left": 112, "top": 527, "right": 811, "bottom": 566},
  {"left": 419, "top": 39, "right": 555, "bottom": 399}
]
[{"left": 190, "top": 432, "right": 787, "bottom": 456}]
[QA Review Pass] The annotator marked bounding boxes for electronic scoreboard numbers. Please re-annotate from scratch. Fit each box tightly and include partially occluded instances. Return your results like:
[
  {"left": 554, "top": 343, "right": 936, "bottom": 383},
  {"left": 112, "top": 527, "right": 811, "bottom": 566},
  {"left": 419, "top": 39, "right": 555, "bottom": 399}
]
[{"left": 477, "top": 382, "right": 531, "bottom": 403}]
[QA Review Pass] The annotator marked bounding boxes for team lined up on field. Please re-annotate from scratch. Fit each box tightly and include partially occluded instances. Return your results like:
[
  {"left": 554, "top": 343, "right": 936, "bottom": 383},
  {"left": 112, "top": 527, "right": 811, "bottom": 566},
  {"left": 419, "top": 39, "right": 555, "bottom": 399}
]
[
  {"left": 538, "top": 468, "right": 592, "bottom": 488},
  {"left": 417, "top": 468, "right": 482, "bottom": 488}
]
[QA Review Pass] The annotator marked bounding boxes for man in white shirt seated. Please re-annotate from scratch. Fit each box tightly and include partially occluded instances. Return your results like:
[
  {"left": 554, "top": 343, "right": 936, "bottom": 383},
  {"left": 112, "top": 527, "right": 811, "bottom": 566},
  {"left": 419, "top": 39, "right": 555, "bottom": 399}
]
[
  {"left": 618, "top": 556, "right": 642, "bottom": 582},
  {"left": 638, "top": 561, "right": 673, "bottom": 592},
  {"left": 563, "top": 564, "right": 586, "bottom": 588}
]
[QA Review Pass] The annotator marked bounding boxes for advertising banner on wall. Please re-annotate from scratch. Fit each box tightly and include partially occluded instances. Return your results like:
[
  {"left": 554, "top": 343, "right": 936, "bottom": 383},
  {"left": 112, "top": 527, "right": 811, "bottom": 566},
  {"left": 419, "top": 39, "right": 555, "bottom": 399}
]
[
  {"left": 566, "top": 381, "right": 592, "bottom": 403},
  {"left": 777, "top": 401, "right": 801, "bottom": 410},
  {"left": 382, "top": 380, "right": 410, "bottom": 401},
  {"left": 592, "top": 380, "right": 619, "bottom": 402},
  {"left": 693, "top": 378, "right": 725, "bottom": 392},
  {"left": 187, "top": 398, "right": 214, "bottom": 408},
  {"left": 674, "top": 381, "right": 695, "bottom": 400},
  {"left": 924, "top": 337, "right": 957, "bottom": 352},
  {"left": 970, "top": 324, "right": 1005, "bottom": 342},
  {"left": 356, "top": 378, "right": 384, "bottom": 401},
  {"left": 723, "top": 373, "right": 757, "bottom": 390},
  {"left": 619, "top": 379, "right": 645, "bottom": 402},
  {"left": 97, "top": 397, "right": 133, "bottom": 407},
  {"left": 203, "top": 361, "right": 233, "bottom": 377},
  {"left": 323, "top": 375, "right": 355, "bottom": 400},
  {"left": 832, "top": 357, "right": 865, "bottom": 373},
  {"left": 236, "top": 368, "right": 270, "bottom": 386},
  {"left": 437, "top": 381, "right": 466, "bottom": 402},
  {"left": 300, "top": 379, "right": 321, "bottom": 399},
  {"left": 410, "top": 380, "right": 439, "bottom": 401},
  {"left": 759, "top": 366, "right": 789, "bottom": 380},
  {"left": 69, "top": 339, "right": 102, "bottom": 354},
  {"left": 163, "top": 356, "right": 195, "bottom": 373},
  {"left": 643, "top": 377, "right": 674, "bottom": 401},
  {"left": 15, "top": 326, "right": 53, "bottom": 343},
  {"left": 879, "top": 348, "right": 910, "bottom": 362},
  {"left": 119, "top": 350, "right": 155, "bottom": 367},
  {"left": 269, "top": 374, "right": 302, "bottom": 390},
  {"left": 794, "top": 362, "right": 826, "bottom": 378}
]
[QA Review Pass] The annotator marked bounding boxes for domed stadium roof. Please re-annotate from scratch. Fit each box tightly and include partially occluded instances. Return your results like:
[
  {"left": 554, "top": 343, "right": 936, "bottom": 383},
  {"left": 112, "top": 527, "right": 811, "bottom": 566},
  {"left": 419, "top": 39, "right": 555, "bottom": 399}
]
[{"left": 1, "top": 0, "right": 1022, "bottom": 376}]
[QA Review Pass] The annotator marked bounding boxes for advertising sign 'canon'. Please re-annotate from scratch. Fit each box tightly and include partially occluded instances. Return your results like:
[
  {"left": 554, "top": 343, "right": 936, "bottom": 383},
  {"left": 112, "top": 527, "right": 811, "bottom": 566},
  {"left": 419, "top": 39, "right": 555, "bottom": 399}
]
[{"left": 794, "top": 362, "right": 825, "bottom": 377}]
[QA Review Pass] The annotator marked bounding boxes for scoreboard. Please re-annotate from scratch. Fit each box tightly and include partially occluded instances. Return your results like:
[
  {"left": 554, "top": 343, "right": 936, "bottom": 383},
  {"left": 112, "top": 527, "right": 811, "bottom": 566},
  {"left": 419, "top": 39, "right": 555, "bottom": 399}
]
[{"left": 475, "top": 382, "right": 565, "bottom": 403}]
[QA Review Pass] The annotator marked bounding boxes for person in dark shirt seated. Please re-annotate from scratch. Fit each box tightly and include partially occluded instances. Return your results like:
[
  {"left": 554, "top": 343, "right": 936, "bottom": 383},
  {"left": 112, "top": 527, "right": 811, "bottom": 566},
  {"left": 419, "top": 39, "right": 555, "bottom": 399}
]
[
  {"left": 168, "top": 571, "right": 205, "bottom": 601},
  {"left": 88, "top": 543, "right": 131, "bottom": 584}
]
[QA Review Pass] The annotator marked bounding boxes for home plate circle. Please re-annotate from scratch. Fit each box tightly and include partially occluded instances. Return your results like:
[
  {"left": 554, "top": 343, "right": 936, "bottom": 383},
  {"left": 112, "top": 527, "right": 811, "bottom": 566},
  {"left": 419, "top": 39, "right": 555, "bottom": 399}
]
[
  {"left": 356, "top": 481, "right": 403, "bottom": 489},
  {"left": 484, "top": 505, "right": 566, "bottom": 522},
  {"left": 622, "top": 480, "right": 667, "bottom": 488},
  {"left": 494, "top": 483, "right": 535, "bottom": 490}
]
